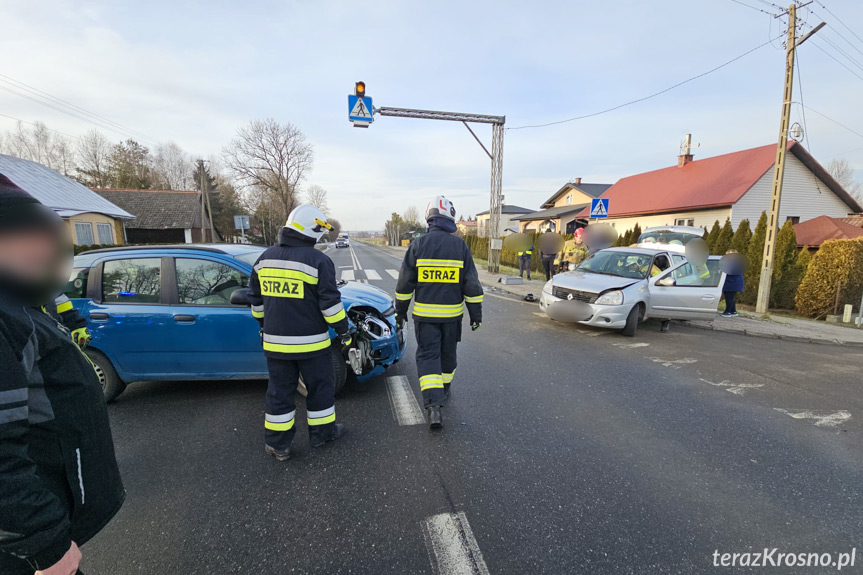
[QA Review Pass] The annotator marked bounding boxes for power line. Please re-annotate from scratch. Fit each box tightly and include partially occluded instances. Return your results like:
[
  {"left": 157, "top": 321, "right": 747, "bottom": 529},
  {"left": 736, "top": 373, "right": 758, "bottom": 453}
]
[
  {"left": 815, "top": 0, "right": 863, "bottom": 47},
  {"left": 0, "top": 112, "right": 82, "bottom": 141},
  {"left": 818, "top": 34, "right": 863, "bottom": 73},
  {"left": 795, "top": 49, "right": 812, "bottom": 153},
  {"left": 0, "top": 73, "right": 161, "bottom": 145},
  {"left": 508, "top": 37, "right": 779, "bottom": 131},
  {"left": 801, "top": 104, "right": 863, "bottom": 141},
  {"left": 727, "top": 0, "right": 776, "bottom": 16},
  {"left": 810, "top": 40, "right": 863, "bottom": 82}
]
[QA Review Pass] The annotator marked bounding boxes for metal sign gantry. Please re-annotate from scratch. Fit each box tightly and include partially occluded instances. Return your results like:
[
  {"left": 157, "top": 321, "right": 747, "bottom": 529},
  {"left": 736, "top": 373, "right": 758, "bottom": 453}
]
[
  {"left": 347, "top": 83, "right": 506, "bottom": 273},
  {"left": 373, "top": 107, "right": 506, "bottom": 273}
]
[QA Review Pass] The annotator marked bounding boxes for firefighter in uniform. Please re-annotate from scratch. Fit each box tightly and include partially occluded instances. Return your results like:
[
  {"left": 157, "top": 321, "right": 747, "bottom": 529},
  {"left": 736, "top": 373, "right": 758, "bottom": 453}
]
[
  {"left": 45, "top": 294, "right": 91, "bottom": 349},
  {"left": 395, "top": 196, "right": 483, "bottom": 429},
  {"left": 517, "top": 242, "right": 534, "bottom": 280},
  {"left": 249, "top": 205, "right": 352, "bottom": 461}
]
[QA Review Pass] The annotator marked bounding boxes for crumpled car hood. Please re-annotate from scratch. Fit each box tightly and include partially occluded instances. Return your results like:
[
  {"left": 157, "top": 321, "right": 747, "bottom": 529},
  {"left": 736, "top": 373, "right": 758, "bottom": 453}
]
[
  {"left": 339, "top": 281, "right": 394, "bottom": 311},
  {"left": 552, "top": 270, "right": 642, "bottom": 293}
]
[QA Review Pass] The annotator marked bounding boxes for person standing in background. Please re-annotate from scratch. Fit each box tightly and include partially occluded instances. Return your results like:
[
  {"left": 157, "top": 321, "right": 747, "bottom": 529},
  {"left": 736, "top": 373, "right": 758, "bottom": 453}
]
[{"left": 721, "top": 249, "right": 745, "bottom": 317}]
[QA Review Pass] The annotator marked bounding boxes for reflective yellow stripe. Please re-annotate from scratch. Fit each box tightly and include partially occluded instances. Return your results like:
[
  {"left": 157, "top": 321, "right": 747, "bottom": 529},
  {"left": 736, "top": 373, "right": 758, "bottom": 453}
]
[
  {"left": 265, "top": 411, "right": 295, "bottom": 431},
  {"left": 308, "top": 406, "right": 336, "bottom": 426},
  {"left": 259, "top": 267, "right": 318, "bottom": 285},
  {"left": 324, "top": 308, "right": 346, "bottom": 324},
  {"left": 416, "top": 259, "right": 464, "bottom": 268},
  {"left": 464, "top": 295, "right": 483, "bottom": 304},
  {"left": 252, "top": 309, "right": 265, "bottom": 319},
  {"left": 56, "top": 300, "right": 73, "bottom": 313},
  {"left": 263, "top": 339, "right": 331, "bottom": 354},
  {"left": 413, "top": 302, "right": 464, "bottom": 318},
  {"left": 420, "top": 374, "right": 444, "bottom": 390},
  {"left": 442, "top": 371, "right": 456, "bottom": 384},
  {"left": 395, "top": 292, "right": 413, "bottom": 301}
]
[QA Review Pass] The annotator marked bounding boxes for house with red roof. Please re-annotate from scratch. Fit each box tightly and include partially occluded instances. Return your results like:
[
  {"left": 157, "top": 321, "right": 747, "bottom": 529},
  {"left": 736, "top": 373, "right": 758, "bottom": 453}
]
[
  {"left": 576, "top": 141, "right": 862, "bottom": 232},
  {"left": 793, "top": 215, "right": 863, "bottom": 249}
]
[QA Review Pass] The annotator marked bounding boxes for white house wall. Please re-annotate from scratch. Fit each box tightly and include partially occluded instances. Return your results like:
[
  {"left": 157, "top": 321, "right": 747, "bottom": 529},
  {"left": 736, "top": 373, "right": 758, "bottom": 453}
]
[
  {"left": 602, "top": 208, "right": 731, "bottom": 233},
  {"left": 732, "top": 154, "right": 854, "bottom": 227}
]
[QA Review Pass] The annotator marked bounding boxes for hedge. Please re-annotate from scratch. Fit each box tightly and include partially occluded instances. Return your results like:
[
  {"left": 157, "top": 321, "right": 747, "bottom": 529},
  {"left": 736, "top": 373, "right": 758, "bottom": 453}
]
[
  {"left": 796, "top": 238, "right": 863, "bottom": 318},
  {"left": 464, "top": 232, "right": 568, "bottom": 274}
]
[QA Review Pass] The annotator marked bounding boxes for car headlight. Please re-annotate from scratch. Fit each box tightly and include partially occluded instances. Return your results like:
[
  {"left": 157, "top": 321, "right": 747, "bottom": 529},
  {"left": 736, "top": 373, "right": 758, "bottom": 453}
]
[
  {"left": 543, "top": 280, "right": 554, "bottom": 295},
  {"left": 595, "top": 290, "right": 624, "bottom": 305}
]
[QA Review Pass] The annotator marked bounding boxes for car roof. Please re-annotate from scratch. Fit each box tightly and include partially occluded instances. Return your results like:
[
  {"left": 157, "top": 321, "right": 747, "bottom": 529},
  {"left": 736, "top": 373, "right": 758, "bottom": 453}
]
[
  {"left": 640, "top": 225, "right": 705, "bottom": 236},
  {"left": 599, "top": 246, "right": 670, "bottom": 256},
  {"left": 74, "top": 243, "right": 266, "bottom": 266}
]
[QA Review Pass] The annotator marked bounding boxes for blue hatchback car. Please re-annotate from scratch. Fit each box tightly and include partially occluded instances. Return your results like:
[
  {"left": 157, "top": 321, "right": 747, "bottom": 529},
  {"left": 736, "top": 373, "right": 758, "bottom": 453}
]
[{"left": 67, "top": 244, "right": 405, "bottom": 401}]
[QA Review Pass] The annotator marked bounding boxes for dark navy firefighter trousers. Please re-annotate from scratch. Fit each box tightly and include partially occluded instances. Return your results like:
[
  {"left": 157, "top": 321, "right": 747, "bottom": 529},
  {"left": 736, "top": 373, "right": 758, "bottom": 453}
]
[{"left": 415, "top": 320, "right": 461, "bottom": 407}]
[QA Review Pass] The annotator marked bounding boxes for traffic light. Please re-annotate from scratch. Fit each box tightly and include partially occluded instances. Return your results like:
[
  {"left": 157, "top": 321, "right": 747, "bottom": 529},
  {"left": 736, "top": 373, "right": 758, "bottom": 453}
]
[{"left": 355, "top": 81, "right": 366, "bottom": 97}]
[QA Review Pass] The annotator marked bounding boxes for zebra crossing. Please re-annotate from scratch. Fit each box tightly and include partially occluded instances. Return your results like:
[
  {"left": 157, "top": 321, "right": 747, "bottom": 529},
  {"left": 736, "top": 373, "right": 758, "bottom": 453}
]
[{"left": 340, "top": 268, "right": 399, "bottom": 282}]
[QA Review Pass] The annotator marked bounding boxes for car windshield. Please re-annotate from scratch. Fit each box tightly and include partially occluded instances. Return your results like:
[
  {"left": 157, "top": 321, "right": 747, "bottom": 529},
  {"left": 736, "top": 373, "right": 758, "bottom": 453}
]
[
  {"left": 577, "top": 251, "right": 654, "bottom": 279},
  {"left": 638, "top": 230, "right": 702, "bottom": 247},
  {"left": 234, "top": 248, "right": 266, "bottom": 266}
]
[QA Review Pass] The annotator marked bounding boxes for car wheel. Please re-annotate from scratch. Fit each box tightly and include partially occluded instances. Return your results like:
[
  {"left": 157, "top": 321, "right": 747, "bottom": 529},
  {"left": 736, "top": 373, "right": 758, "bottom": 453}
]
[
  {"left": 84, "top": 349, "right": 127, "bottom": 403},
  {"left": 331, "top": 346, "right": 348, "bottom": 395},
  {"left": 621, "top": 304, "right": 642, "bottom": 337}
]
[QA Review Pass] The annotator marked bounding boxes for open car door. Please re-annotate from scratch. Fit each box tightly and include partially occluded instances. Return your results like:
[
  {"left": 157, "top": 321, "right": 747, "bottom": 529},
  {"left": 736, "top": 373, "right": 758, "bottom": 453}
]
[{"left": 646, "top": 256, "right": 725, "bottom": 321}]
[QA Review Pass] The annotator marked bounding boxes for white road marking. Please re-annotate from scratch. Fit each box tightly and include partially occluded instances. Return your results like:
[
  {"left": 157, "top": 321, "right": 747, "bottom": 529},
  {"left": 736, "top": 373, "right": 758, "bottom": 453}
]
[
  {"left": 386, "top": 269, "right": 400, "bottom": 279},
  {"left": 699, "top": 378, "right": 763, "bottom": 396},
  {"left": 422, "top": 512, "right": 490, "bottom": 575},
  {"left": 647, "top": 357, "right": 698, "bottom": 368},
  {"left": 774, "top": 409, "right": 852, "bottom": 428},
  {"left": 576, "top": 329, "right": 609, "bottom": 337},
  {"left": 365, "top": 269, "right": 382, "bottom": 281},
  {"left": 341, "top": 270, "right": 355, "bottom": 281},
  {"left": 612, "top": 342, "right": 650, "bottom": 349},
  {"left": 533, "top": 312, "right": 546, "bottom": 318},
  {"left": 385, "top": 376, "right": 425, "bottom": 426},
  {"left": 338, "top": 265, "right": 352, "bottom": 269}
]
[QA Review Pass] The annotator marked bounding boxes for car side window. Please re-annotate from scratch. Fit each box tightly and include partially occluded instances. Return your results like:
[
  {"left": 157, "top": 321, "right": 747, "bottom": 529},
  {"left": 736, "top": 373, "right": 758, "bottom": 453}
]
[
  {"left": 175, "top": 258, "right": 249, "bottom": 305},
  {"left": 103, "top": 258, "right": 162, "bottom": 303},
  {"left": 64, "top": 267, "right": 90, "bottom": 299},
  {"left": 669, "top": 260, "right": 722, "bottom": 287}
]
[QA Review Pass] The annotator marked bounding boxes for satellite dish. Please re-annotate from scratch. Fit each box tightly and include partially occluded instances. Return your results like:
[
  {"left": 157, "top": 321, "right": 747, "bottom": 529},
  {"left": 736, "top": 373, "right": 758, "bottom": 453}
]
[{"left": 790, "top": 122, "right": 804, "bottom": 142}]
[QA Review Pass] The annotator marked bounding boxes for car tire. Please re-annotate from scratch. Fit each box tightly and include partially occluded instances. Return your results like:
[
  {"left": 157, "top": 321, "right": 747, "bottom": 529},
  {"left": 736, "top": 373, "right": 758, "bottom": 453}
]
[
  {"left": 621, "top": 304, "right": 642, "bottom": 337},
  {"left": 331, "top": 346, "right": 348, "bottom": 395},
  {"left": 84, "top": 349, "right": 127, "bottom": 403}
]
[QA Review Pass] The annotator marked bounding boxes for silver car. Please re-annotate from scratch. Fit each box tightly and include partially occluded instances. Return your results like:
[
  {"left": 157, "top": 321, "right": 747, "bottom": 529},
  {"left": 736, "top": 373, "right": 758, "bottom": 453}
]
[{"left": 540, "top": 247, "right": 725, "bottom": 337}]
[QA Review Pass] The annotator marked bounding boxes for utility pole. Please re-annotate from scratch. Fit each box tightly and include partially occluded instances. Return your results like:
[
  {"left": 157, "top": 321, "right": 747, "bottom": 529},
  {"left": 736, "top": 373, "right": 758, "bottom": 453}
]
[
  {"left": 198, "top": 159, "right": 207, "bottom": 243},
  {"left": 755, "top": 2, "right": 822, "bottom": 313}
]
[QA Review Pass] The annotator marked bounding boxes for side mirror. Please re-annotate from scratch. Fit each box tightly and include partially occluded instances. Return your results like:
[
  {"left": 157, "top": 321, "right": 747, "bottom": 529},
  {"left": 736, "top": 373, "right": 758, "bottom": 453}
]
[
  {"left": 230, "top": 287, "right": 253, "bottom": 306},
  {"left": 657, "top": 277, "right": 676, "bottom": 287}
]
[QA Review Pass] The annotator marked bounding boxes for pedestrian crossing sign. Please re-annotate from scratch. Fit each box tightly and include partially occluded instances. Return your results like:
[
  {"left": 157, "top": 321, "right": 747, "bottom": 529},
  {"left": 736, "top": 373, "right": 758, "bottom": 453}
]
[
  {"left": 590, "top": 198, "right": 609, "bottom": 219},
  {"left": 348, "top": 95, "right": 373, "bottom": 125}
]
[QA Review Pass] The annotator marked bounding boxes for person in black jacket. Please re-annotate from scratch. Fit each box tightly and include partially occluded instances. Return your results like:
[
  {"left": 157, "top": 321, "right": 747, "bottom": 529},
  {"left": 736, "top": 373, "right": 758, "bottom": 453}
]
[
  {"left": 0, "top": 174, "right": 124, "bottom": 575},
  {"left": 45, "top": 294, "right": 91, "bottom": 349},
  {"left": 395, "top": 196, "right": 483, "bottom": 429},
  {"left": 249, "top": 204, "right": 352, "bottom": 461}
]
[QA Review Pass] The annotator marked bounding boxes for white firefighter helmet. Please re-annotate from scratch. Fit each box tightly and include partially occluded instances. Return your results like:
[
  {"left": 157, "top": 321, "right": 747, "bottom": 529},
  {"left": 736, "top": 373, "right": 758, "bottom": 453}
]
[
  {"left": 285, "top": 204, "right": 332, "bottom": 241},
  {"left": 425, "top": 195, "right": 456, "bottom": 222}
]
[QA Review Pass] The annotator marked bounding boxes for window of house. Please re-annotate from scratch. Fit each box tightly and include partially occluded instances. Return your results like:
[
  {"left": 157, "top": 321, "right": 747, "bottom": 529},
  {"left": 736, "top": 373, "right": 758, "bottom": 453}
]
[
  {"left": 96, "top": 223, "right": 115, "bottom": 245},
  {"left": 786, "top": 216, "right": 800, "bottom": 225},
  {"left": 102, "top": 258, "right": 162, "bottom": 303},
  {"left": 75, "top": 222, "right": 94, "bottom": 245},
  {"left": 175, "top": 258, "right": 248, "bottom": 305},
  {"left": 674, "top": 218, "right": 695, "bottom": 226},
  {"left": 565, "top": 194, "right": 573, "bottom": 205}
]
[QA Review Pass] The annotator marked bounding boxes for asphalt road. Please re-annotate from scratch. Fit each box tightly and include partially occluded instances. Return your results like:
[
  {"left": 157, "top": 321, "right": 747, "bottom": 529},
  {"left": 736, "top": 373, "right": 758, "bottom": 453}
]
[{"left": 84, "top": 241, "right": 863, "bottom": 574}]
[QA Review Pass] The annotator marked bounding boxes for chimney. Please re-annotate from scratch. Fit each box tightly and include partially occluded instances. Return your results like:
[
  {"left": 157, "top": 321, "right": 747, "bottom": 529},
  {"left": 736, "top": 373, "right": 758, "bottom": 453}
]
[
  {"left": 678, "top": 133, "right": 693, "bottom": 167},
  {"left": 574, "top": 177, "right": 582, "bottom": 185}
]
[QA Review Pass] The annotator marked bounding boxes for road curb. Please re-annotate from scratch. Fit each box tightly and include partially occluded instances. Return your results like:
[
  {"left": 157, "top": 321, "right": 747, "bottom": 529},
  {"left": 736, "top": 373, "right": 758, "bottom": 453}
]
[{"left": 682, "top": 320, "right": 857, "bottom": 347}]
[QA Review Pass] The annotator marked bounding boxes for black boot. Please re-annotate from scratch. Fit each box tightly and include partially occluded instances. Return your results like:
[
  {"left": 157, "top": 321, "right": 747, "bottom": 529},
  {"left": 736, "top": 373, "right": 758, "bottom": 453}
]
[
  {"left": 428, "top": 406, "right": 443, "bottom": 429},
  {"left": 443, "top": 384, "right": 451, "bottom": 401},
  {"left": 660, "top": 320, "right": 670, "bottom": 333},
  {"left": 310, "top": 423, "right": 347, "bottom": 448},
  {"left": 265, "top": 444, "right": 291, "bottom": 462}
]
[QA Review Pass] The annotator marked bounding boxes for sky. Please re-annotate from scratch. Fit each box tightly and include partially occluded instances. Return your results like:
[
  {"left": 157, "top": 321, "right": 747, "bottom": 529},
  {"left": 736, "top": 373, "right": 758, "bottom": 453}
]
[{"left": 2, "top": 0, "right": 863, "bottom": 230}]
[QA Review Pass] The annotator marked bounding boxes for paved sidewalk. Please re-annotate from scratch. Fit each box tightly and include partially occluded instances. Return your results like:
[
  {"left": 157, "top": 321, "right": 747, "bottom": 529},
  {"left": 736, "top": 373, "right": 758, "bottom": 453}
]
[{"left": 684, "top": 311, "right": 863, "bottom": 347}]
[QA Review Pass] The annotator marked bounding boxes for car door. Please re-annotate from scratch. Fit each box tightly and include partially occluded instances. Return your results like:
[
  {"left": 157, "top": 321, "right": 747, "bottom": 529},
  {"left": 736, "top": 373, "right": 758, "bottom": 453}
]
[
  {"left": 84, "top": 256, "right": 178, "bottom": 379},
  {"left": 162, "top": 256, "right": 267, "bottom": 378},
  {"left": 646, "top": 257, "right": 725, "bottom": 320}
]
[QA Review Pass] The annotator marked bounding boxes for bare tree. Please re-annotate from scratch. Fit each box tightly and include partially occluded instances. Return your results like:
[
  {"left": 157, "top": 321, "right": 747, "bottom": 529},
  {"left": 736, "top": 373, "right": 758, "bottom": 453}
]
[
  {"left": 222, "top": 118, "right": 314, "bottom": 232},
  {"left": 403, "top": 205, "right": 421, "bottom": 225},
  {"left": 827, "top": 158, "right": 863, "bottom": 202},
  {"left": 151, "top": 141, "right": 193, "bottom": 190},
  {"left": 75, "top": 129, "right": 112, "bottom": 188},
  {"left": 2, "top": 121, "right": 73, "bottom": 174},
  {"left": 305, "top": 184, "right": 330, "bottom": 215}
]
